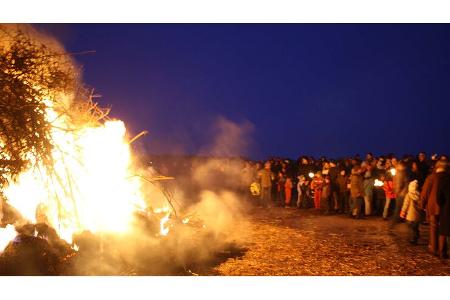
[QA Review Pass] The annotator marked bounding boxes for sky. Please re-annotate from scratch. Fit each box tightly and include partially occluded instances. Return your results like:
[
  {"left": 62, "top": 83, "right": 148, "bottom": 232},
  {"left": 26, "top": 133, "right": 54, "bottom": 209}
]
[{"left": 36, "top": 24, "right": 450, "bottom": 160}]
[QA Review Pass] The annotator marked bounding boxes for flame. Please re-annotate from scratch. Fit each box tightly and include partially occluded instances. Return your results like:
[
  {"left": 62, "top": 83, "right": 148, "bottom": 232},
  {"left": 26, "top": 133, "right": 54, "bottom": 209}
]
[
  {"left": 374, "top": 179, "right": 384, "bottom": 187},
  {"left": 0, "top": 225, "right": 17, "bottom": 252},
  {"left": 160, "top": 212, "right": 170, "bottom": 236},
  {"left": 2, "top": 99, "right": 146, "bottom": 244}
]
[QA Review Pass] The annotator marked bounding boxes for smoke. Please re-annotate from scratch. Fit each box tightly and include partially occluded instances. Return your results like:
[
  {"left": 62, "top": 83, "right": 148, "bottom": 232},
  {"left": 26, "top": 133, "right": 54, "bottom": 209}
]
[
  {"left": 1, "top": 25, "right": 253, "bottom": 274},
  {"left": 199, "top": 116, "right": 255, "bottom": 158}
]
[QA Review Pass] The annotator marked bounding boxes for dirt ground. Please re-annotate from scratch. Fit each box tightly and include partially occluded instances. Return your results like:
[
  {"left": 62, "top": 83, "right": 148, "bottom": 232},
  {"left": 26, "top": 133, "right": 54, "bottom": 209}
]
[{"left": 205, "top": 207, "right": 450, "bottom": 276}]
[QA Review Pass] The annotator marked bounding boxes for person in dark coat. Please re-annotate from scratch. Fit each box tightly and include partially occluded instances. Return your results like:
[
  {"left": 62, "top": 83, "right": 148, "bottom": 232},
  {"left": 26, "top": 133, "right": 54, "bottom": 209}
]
[
  {"left": 416, "top": 152, "right": 430, "bottom": 189},
  {"left": 328, "top": 161, "right": 340, "bottom": 213},
  {"left": 420, "top": 160, "right": 449, "bottom": 258},
  {"left": 437, "top": 171, "right": 450, "bottom": 259},
  {"left": 336, "top": 169, "right": 349, "bottom": 214}
]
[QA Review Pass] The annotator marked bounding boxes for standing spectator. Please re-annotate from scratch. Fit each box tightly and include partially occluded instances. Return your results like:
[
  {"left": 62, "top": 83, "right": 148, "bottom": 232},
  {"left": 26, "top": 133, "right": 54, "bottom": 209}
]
[
  {"left": 362, "top": 161, "right": 375, "bottom": 216},
  {"left": 322, "top": 175, "right": 332, "bottom": 213},
  {"left": 392, "top": 161, "right": 410, "bottom": 225},
  {"left": 420, "top": 160, "right": 448, "bottom": 257},
  {"left": 400, "top": 180, "right": 423, "bottom": 245},
  {"left": 437, "top": 166, "right": 450, "bottom": 259},
  {"left": 311, "top": 172, "right": 324, "bottom": 209},
  {"left": 382, "top": 173, "right": 396, "bottom": 220},
  {"left": 336, "top": 169, "right": 349, "bottom": 214},
  {"left": 328, "top": 161, "right": 340, "bottom": 213},
  {"left": 258, "top": 161, "right": 274, "bottom": 208},
  {"left": 296, "top": 175, "right": 309, "bottom": 208},
  {"left": 276, "top": 171, "right": 286, "bottom": 206},
  {"left": 350, "top": 166, "right": 364, "bottom": 218},
  {"left": 285, "top": 176, "right": 293, "bottom": 207},
  {"left": 416, "top": 152, "right": 430, "bottom": 188}
]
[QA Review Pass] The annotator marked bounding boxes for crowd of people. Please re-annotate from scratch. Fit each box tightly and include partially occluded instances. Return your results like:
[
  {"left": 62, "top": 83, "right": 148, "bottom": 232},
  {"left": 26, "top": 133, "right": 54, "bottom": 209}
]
[
  {"left": 245, "top": 152, "right": 450, "bottom": 259},
  {"left": 150, "top": 152, "right": 450, "bottom": 260}
]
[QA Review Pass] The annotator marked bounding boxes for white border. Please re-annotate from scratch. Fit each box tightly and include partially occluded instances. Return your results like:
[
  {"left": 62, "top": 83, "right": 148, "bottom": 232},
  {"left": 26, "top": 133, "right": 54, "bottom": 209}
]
[{"left": 1, "top": 0, "right": 450, "bottom": 23}]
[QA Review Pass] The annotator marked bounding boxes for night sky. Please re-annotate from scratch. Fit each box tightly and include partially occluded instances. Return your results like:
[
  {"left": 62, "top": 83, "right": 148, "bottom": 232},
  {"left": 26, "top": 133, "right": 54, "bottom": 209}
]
[{"left": 36, "top": 24, "right": 450, "bottom": 160}]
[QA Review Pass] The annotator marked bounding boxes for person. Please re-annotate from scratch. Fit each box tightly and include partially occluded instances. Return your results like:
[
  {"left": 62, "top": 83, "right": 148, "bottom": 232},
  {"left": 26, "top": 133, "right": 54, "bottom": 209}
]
[
  {"left": 437, "top": 167, "right": 450, "bottom": 259},
  {"left": 336, "top": 169, "right": 349, "bottom": 214},
  {"left": 391, "top": 161, "right": 409, "bottom": 225},
  {"left": 420, "top": 160, "right": 448, "bottom": 257},
  {"left": 362, "top": 161, "right": 375, "bottom": 216},
  {"left": 285, "top": 176, "right": 293, "bottom": 207},
  {"left": 258, "top": 161, "right": 274, "bottom": 208},
  {"left": 400, "top": 180, "right": 423, "bottom": 245},
  {"left": 417, "top": 152, "right": 429, "bottom": 180},
  {"left": 321, "top": 175, "right": 332, "bottom": 213},
  {"left": 311, "top": 172, "right": 324, "bottom": 209},
  {"left": 296, "top": 175, "right": 309, "bottom": 208},
  {"left": 328, "top": 161, "right": 340, "bottom": 213},
  {"left": 350, "top": 166, "right": 364, "bottom": 218},
  {"left": 382, "top": 173, "right": 396, "bottom": 220},
  {"left": 276, "top": 171, "right": 286, "bottom": 206}
]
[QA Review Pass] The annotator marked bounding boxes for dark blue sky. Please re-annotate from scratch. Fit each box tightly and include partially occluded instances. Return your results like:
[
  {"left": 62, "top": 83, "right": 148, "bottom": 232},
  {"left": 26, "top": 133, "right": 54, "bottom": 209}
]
[{"left": 37, "top": 24, "right": 450, "bottom": 160}]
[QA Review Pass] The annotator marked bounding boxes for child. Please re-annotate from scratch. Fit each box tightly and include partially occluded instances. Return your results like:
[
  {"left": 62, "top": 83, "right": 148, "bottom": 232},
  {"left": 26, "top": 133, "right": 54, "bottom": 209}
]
[
  {"left": 382, "top": 173, "right": 396, "bottom": 220},
  {"left": 284, "top": 176, "right": 293, "bottom": 207},
  {"left": 400, "top": 180, "right": 422, "bottom": 245},
  {"left": 311, "top": 172, "right": 323, "bottom": 209}
]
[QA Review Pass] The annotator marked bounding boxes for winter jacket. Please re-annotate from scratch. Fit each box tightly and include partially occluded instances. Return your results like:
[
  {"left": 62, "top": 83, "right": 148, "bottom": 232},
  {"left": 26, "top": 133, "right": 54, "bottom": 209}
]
[
  {"left": 350, "top": 173, "right": 364, "bottom": 198},
  {"left": 437, "top": 172, "right": 450, "bottom": 236},
  {"left": 336, "top": 174, "right": 348, "bottom": 194},
  {"left": 420, "top": 171, "right": 449, "bottom": 216},
  {"left": 401, "top": 181, "right": 422, "bottom": 222},
  {"left": 258, "top": 169, "right": 273, "bottom": 188},
  {"left": 321, "top": 178, "right": 331, "bottom": 200},
  {"left": 393, "top": 170, "right": 409, "bottom": 198},
  {"left": 383, "top": 180, "right": 396, "bottom": 199}
]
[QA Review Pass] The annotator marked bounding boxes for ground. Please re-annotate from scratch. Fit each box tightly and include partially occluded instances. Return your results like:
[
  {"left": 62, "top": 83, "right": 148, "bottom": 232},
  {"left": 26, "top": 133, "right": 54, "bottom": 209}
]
[{"left": 205, "top": 207, "right": 450, "bottom": 276}]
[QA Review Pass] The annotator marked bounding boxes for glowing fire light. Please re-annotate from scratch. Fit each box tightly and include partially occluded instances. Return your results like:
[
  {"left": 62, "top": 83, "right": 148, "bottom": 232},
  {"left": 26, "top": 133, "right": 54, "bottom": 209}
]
[
  {"left": 160, "top": 213, "right": 170, "bottom": 236},
  {"left": 72, "top": 244, "right": 79, "bottom": 252},
  {"left": 390, "top": 168, "right": 396, "bottom": 176},
  {"left": 308, "top": 172, "right": 314, "bottom": 179},
  {"left": 182, "top": 217, "right": 190, "bottom": 224},
  {"left": 374, "top": 179, "right": 384, "bottom": 187},
  {"left": 0, "top": 225, "right": 17, "bottom": 252},
  {"left": 2, "top": 99, "right": 147, "bottom": 244}
]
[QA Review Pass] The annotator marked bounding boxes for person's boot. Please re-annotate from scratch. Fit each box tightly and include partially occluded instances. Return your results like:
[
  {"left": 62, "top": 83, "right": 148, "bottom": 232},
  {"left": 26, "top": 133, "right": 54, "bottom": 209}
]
[{"left": 438, "top": 235, "right": 448, "bottom": 259}]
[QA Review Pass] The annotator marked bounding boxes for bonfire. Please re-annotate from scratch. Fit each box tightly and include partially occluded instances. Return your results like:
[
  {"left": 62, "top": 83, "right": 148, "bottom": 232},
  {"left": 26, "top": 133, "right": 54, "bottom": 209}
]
[{"left": 0, "top": 25, "right": 239, "bottom": 275}]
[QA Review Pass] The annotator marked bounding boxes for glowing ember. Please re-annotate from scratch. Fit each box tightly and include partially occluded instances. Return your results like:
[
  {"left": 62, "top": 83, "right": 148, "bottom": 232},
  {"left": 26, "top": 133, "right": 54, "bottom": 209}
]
[
  {"left": 154, "top": 207, "right": 170, "bottom": 214},
  {"left": 160, "top": 212, "right": 170, "bottom": 236},
  {"left": 0, "top": 225, "right": 17, "bottom": 252},
  {"left": 72, "top": 244, "right": 79, "bottom": 252}
]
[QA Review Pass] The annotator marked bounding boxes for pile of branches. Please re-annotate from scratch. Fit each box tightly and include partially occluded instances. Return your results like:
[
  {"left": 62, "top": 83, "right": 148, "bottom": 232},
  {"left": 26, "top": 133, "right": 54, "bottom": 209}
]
[{"left": 0, "top": 25, "right": 75, "bottom": 189}]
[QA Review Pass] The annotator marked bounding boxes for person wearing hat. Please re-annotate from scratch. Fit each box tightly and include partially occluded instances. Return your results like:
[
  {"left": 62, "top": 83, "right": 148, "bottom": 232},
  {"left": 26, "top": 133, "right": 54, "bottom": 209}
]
[{"left": 400, "top": 180, "right": 423, "bottom": 245}]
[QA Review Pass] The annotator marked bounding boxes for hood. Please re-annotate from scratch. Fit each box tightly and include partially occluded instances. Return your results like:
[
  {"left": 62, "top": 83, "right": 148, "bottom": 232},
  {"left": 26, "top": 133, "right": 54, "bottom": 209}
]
[{"left": 408, "top": 180, "right": 419, "bottom": 193}]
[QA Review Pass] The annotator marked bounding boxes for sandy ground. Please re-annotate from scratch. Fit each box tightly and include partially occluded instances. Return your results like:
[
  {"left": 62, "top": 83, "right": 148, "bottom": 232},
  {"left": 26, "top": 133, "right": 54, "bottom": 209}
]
[{"left": 206, "top": 207, "right": 450, "bottom": 276}]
